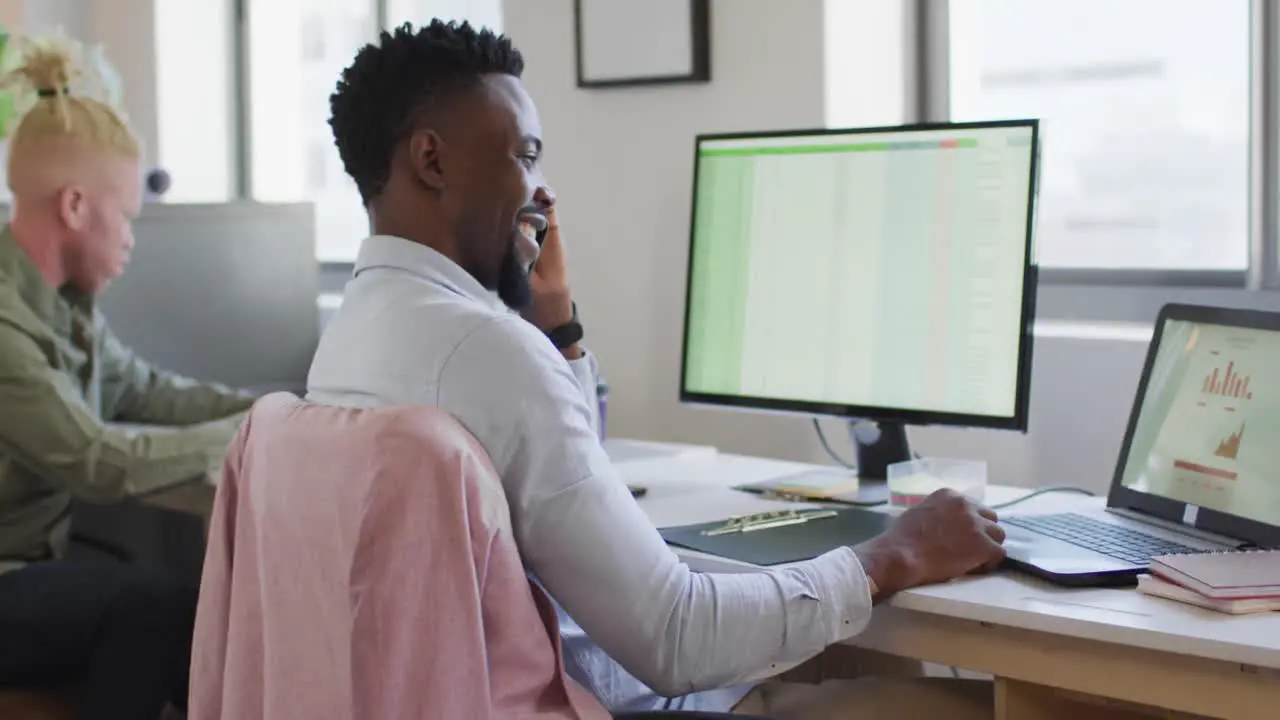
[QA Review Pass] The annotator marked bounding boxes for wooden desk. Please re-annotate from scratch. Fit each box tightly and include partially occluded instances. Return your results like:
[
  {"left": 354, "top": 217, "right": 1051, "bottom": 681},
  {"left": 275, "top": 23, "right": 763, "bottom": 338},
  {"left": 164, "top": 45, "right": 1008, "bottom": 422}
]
[{"left": 620, "top": 449, "right": 1280, "bottom": 720}]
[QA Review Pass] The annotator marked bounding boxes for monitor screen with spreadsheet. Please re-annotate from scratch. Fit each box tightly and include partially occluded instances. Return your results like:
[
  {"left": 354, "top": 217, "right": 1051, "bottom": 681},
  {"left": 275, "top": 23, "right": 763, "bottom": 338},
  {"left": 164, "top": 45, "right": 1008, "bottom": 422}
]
[{"left": 679, "top": 120, "right": 1040, "bottom": 430}]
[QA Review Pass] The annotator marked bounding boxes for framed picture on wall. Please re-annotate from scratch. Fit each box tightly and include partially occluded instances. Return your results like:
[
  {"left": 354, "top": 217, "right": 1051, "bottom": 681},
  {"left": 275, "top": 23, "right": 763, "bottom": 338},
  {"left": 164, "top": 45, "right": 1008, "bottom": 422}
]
[{"left": 574, "top": 0, "right": 710, "bottom": 88}]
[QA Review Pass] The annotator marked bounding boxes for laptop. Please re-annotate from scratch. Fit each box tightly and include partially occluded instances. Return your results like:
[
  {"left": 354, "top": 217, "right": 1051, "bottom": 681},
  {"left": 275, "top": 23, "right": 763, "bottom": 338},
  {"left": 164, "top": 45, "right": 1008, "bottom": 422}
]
[{"left": 1002, "top": 303, "right": 1280, "bottom": 587}]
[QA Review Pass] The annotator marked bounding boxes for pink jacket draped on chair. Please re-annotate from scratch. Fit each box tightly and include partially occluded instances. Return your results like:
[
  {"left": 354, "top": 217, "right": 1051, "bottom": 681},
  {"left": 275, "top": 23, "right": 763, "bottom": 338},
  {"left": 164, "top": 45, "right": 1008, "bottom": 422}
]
[{"left": 189, "top": 392, "right": 609, "bottom": 720}]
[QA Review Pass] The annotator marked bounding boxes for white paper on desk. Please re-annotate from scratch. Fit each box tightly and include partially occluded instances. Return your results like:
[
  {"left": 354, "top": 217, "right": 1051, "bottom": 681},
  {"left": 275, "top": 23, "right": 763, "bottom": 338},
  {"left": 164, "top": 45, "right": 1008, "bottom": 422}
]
[
  {"left": 646, "top": 489, "right": 821, "bottom": 530},
  {"left": 604, "top": 438, "right": 717, "bottom": 465}
]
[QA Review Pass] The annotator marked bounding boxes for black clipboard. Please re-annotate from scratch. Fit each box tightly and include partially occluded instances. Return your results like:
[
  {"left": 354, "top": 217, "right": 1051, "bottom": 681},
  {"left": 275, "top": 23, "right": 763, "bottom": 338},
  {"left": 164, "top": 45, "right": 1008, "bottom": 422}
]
[{"left": 659, "top": 507, "right": 894, "bottom": 566}]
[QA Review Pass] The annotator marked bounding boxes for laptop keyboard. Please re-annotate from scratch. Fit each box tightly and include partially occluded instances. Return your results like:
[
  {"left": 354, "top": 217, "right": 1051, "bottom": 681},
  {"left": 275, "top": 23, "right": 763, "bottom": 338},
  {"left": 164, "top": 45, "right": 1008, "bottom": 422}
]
[{"left": 1003, "top": 512, "right": 1202, "bottom": 566}]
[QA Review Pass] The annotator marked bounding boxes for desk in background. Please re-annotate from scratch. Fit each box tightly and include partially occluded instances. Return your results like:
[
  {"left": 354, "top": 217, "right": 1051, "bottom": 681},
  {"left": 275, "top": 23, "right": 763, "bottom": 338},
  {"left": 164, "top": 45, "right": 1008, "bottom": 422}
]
[{"left": 615, "top": 446, "right": 1280, "bottom": 720}]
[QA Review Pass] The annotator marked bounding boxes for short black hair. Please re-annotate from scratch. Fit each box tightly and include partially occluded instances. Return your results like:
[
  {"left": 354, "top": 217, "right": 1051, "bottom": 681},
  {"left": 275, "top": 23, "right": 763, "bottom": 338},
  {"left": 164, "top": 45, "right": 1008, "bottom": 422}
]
[{"left": 329, "top": 20, "right": 524, "bottom": 205}]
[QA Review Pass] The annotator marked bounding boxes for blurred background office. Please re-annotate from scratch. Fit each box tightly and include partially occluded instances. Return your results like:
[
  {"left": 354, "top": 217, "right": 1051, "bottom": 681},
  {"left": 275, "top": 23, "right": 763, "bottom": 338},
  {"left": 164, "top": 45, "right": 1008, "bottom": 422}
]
[{"left": 0, "top": 0, "right": 1269, "bottom": 494}]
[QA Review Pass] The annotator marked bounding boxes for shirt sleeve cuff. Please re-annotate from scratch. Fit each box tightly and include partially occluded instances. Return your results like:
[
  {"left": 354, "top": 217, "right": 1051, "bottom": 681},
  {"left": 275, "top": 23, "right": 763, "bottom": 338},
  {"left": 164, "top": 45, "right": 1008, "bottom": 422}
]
[{"left": 799, "top": 546, "right": 876, "bottom": 643}]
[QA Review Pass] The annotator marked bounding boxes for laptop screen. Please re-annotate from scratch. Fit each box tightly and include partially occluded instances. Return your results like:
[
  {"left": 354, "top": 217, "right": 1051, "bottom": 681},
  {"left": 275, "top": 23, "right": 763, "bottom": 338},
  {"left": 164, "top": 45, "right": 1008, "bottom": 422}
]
[{"left": 1120, "top": 318, "right": 1280, "bottom": 528}]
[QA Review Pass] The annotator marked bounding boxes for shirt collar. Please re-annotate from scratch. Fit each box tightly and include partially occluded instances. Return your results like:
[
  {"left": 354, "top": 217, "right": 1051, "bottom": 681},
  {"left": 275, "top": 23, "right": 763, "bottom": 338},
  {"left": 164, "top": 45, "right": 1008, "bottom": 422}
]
[
  {"left": 353, "top": 234, "right": 505, "bottom": 312},
  {"left": 0, "top": 224, "right": 92, "bottom": 327}
]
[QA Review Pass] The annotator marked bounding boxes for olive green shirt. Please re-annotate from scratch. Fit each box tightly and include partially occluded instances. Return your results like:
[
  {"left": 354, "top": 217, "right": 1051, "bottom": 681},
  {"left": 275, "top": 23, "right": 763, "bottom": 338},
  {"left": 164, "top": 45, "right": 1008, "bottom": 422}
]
[{"left": 0, "top": 226, "right": 256, "bottom": 562}]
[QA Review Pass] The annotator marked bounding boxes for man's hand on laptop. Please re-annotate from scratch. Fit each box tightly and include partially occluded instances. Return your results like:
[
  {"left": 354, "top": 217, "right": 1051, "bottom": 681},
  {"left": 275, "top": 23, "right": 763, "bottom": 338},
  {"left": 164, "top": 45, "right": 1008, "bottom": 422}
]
[{"left": 854, "top": 489, "right": 1007, "bottom": 601}]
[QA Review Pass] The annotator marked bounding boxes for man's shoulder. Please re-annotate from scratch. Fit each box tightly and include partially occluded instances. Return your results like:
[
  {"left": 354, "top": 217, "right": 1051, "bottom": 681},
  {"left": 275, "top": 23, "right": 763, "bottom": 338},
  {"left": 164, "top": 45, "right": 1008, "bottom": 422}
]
[
  {"left": 432, "top": 310, "right": 584, "bottom": 422},
  {"left": 310, "top": 282, "right": 554, "bottom": 404},
  {"left": 446, "top": 310, "right": 564, "bottom": 377},
  {"left": 340, "top": 273, "right": 555, "bottom": 368},
  {"left": 0, "top": 282, "right": 52, "bottom": 369},
  {"left": 0, "top": 273, "right": 33, "bottom": 328}
]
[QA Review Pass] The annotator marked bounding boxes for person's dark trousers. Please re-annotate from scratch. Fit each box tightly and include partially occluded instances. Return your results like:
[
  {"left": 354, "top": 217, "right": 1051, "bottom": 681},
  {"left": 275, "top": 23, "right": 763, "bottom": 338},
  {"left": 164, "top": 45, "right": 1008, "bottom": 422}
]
[
  {"left": 69, "top": 498, "right": 209, "bottom": 589},
  {"left": 0, "top": 561, "right": 197, "bottom": 720}
]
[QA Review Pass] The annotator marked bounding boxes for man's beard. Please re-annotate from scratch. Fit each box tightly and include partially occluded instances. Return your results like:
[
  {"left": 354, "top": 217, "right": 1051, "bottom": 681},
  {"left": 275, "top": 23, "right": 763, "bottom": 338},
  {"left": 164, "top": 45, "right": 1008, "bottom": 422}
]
[{"left": 496, "top": 243, "right": 533, "bottom": 311}]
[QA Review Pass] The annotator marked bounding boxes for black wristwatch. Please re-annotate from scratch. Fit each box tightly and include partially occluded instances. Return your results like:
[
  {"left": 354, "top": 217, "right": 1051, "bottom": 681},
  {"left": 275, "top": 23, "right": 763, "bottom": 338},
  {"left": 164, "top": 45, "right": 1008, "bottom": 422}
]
[{"left": 546, "top": 302, "right": 584, "bottom": 350}]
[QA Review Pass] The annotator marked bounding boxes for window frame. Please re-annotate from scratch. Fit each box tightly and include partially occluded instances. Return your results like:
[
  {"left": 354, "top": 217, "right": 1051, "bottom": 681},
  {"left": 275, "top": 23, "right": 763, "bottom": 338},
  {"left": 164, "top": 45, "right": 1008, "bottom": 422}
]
[
  {"left": 916, "top": 0, "right": 1280, "bottom": 321},
  {"left": 231, "top": 0, "right": 387, "bottom": 282}
]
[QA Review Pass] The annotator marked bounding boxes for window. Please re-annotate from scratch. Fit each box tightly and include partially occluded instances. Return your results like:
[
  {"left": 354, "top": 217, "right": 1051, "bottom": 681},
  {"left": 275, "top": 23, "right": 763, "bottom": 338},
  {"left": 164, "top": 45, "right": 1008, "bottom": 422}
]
[
  {"left": 243, "top": 0, "right": 503, "bottom": 263},
  {"left": 155, "top": 0, "right": 236, "bottom": 202},
  {"left": 306, "top": 140, "right": 330, "bottom": 193},
  {"left": 246, "top": 0, "right": 377, "bottom": 262},
  {"left": 302, "top": 15, "right": 330, "bottom": 62},
  {"left": 944, "top": 0, "right": 1251, "bottom": 271},
  {"left": 385, "top": 0, "right": 502, "bottom": 33}
]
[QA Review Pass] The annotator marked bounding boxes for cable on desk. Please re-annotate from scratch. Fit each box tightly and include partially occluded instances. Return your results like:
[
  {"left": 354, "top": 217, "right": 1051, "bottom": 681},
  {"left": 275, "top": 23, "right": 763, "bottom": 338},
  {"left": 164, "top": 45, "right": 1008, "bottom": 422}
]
[
  {"left": 812, "top": 418, "right": 855, "bottom": 469},
  {"left": 989, "top": 486, "right": 1095, "bottom": 510}
]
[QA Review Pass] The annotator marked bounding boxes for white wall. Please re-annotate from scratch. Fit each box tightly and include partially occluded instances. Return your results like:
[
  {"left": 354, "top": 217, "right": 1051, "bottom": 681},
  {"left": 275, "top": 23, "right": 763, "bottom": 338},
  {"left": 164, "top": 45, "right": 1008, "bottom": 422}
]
[
  {"left": 92, "top": 0, "right": 159, "bottom": 165},
  {"left": 155, "top": 0, "right": 234, "bottom": 201},
  {"left": 824, "top": 0, "right": 913, "bottom": 127},
  {"left": 19, "top": 0, "right": 92, "bottom": 41},
  {"left": 9, "top": 0, "right": 160, "bottom": 165}
]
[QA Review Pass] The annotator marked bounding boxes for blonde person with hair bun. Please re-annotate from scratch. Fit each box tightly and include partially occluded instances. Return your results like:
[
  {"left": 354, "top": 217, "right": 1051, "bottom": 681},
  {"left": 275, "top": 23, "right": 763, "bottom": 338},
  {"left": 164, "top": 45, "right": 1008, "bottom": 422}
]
[{"left": 0, "top": 36, "right": 254, "bottom": 719}]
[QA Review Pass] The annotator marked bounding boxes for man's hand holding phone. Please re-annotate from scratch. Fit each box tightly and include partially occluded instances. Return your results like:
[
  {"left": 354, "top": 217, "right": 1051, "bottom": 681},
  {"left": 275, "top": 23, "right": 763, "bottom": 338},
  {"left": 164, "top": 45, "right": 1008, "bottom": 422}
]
[{"left": 523, "top": 206, "right": 581, "bottom": 359}]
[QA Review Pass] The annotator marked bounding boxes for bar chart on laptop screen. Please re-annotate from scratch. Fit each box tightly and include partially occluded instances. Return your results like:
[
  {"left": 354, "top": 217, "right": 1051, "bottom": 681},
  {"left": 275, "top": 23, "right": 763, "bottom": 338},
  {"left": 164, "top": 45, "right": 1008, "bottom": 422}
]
[
  {"left": 1121, "top": 320, "right": 1280, "bottom": 526},
  {"left": 684, "top": 126, "right": 1034, "bottom": 418}
]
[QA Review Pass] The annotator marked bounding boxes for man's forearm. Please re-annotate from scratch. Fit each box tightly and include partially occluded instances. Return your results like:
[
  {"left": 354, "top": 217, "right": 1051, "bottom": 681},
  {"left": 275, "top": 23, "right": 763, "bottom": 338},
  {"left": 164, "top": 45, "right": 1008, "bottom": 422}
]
[
  {"left": 537, "top": 534, "right": 876, "bottom": 697},
  {"left": 108, "top": 415, "right": 244, "bottom": 498},
  {"left": 116, "top": 372, "right": 255, "bottom": 426},
  {"left": 26, "top": 417, "right": 239, "bottom": 505}
]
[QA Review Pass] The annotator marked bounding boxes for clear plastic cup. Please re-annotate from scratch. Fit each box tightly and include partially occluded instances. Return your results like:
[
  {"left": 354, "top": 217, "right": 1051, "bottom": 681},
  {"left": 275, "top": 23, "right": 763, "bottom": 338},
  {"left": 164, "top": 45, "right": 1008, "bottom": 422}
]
[{"left": 887, "top": 457, "right": 987, "bottom": 508}]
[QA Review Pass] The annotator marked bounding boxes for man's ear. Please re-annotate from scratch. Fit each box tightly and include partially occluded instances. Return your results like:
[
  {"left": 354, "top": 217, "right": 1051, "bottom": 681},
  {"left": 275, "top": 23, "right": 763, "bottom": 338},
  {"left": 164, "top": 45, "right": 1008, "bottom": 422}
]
[
  {"left": 56, "top": 186, "right": 89, "bottom": 232},
  {"left": 408, "top": 129, "right": 446, "bottom": 191}
]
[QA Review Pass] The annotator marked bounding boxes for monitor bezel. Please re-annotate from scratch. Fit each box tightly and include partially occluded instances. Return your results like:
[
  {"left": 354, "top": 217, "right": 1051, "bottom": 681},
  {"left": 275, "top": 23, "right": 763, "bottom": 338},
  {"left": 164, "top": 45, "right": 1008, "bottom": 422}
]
[
  {"left": 678, "top": 119, "right": 1041, "bottom": 432},
  {"left": 1107, "top": 303, "right": 1280, "bottom": 548}
]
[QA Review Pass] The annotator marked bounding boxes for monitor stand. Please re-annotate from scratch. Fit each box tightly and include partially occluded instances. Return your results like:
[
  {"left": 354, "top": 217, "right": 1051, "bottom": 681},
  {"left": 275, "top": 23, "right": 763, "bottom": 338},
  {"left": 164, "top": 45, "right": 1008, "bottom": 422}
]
[
  {"left": 844, "top": 420, "right": 910, "bottom": 505},
  {"left": 850, "top": 420, "right": 911, "bottom": 479},
  {"left": 772, "top": 420, "right": 908, "bottom": 506}
]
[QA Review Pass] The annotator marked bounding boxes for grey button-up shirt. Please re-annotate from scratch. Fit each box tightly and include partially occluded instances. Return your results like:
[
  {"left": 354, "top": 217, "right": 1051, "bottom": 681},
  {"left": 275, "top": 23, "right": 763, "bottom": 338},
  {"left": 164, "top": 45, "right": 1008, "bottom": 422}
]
[{"left": 307, "top": 235, "right": 874, "bottom": 713}]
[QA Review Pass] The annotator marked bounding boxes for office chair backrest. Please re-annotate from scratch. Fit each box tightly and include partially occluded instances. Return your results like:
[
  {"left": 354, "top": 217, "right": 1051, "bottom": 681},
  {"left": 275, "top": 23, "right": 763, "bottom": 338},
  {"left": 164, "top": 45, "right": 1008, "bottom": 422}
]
[{"left": 189, "top": 393, "right": 608, "bottom": 720}]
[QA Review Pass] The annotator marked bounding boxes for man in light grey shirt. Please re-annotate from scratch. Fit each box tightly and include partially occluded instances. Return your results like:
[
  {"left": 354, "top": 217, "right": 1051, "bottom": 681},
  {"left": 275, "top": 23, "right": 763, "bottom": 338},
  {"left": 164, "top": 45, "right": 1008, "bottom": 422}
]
[{"left": 311, "top": 20, "right": 1004, "bottom": 718}]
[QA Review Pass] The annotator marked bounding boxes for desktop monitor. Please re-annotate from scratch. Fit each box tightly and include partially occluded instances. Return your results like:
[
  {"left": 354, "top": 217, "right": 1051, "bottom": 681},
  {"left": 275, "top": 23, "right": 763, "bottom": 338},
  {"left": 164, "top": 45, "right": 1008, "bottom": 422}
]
[
  {"left": 680, "top": 120, "right": 1040, "bottom": 481},
  {"left": 97, "top": 202, "right": 321, "bottom": 391}
]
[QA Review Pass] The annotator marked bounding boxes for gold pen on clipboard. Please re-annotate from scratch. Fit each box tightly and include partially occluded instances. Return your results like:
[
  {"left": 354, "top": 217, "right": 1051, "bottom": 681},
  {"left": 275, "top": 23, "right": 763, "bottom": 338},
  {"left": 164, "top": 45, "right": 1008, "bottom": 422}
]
[{"left": 701, "top": 509, "right": 839, "bottom": 536}]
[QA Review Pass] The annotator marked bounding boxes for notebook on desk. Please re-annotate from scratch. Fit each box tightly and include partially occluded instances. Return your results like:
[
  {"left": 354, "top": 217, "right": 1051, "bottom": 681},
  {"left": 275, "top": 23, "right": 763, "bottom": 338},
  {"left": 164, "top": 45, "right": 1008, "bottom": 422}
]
[
  {"left": 1136, "top": 574, "right": 1280, "bottom": 615},
  {"left": 659, "top": 507, "right": 893, "bottom": 566},
  {"left": 1149, "top": 550, "right": 1280, "bottom": 600}
]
